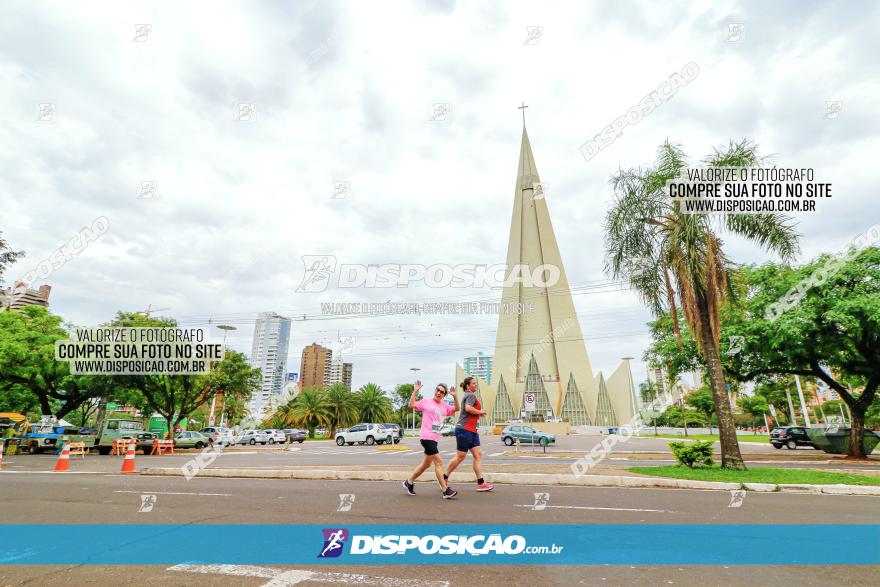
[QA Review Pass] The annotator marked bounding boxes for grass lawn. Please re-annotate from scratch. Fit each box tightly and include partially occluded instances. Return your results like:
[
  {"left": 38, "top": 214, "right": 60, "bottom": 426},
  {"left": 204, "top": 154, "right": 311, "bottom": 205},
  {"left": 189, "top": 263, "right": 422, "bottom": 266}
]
[
  {"left": 629, "top": 465, "right": 880, "bottom": 486},
  {"left": 636, "top": 433, "right": 771, "bottom": 443}
]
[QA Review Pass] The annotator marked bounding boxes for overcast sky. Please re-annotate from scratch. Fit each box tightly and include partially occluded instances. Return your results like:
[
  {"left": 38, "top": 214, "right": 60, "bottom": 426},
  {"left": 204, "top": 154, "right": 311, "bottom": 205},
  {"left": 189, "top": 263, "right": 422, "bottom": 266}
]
[{"left": 2, "top": 0, "right": 878, "bottom": 394}]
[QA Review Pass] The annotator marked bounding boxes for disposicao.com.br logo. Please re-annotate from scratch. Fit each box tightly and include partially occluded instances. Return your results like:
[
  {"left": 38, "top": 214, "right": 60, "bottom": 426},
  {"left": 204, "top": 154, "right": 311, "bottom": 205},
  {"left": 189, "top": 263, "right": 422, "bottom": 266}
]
[
  {"left": 296, "top": 255, "right": 561, "bottom": 292},
  {"left": 319, "top": 528, "right": 563, "bottom": 557}
]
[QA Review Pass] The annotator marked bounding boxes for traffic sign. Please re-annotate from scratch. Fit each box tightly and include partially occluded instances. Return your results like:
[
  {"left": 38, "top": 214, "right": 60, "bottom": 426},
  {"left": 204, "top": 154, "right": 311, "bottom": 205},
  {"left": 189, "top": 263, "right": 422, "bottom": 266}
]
[
  {"left": 524, "top": 392, "right": 536, "bottom": 412},
  {"left": 107, "top": 403, "right": 118, "bottom": 410}
]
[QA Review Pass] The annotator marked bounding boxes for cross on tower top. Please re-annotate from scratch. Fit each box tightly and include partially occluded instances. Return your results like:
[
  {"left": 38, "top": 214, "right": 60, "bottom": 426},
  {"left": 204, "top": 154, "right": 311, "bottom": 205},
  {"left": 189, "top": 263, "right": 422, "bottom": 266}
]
[{"left": 517, "top": 102, "right": 529, "bottom": 125}]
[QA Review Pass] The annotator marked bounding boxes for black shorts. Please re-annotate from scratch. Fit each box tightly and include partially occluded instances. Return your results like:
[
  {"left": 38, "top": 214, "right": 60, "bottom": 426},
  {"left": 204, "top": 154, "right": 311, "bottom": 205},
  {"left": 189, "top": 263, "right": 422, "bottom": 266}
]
[
  {"left": 455, "top": 428, "right": 480, "bottom": 452},
  {"left": 420, "top": 439, "right": 439, "bottom": 455}
]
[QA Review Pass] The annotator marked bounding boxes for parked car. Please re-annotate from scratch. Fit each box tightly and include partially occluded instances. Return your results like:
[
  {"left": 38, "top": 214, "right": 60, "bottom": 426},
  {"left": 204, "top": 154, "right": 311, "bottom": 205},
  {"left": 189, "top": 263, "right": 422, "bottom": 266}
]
[
  {"left": 238, "top": 430, "right": 270, "bottom": 445},
  {"left": 439, "top": 423, "right": 456, "bottom": 437},
  {"left": 173, "top": 431, "right": 210, "bottom": 449},
  {"left": 282, "top": 429, "right": 307, "bottom": 443},
  {"left": 383, "top": 423, "right": 403, "bottom": 443},
  {"left": 501, "top": 425, "right": 556, "bottom": 446},
  {"left": 770, "top": 426, "right": 817, "bottom": 450},
  {"left": 199, "top": 427, "right": 234, "bottom": 446},
  {"left": 262, "top": 429, "right": 287, "bottom": 444},
  {"left": 335, "top": 423, "right": 393, "bottom": 446}
]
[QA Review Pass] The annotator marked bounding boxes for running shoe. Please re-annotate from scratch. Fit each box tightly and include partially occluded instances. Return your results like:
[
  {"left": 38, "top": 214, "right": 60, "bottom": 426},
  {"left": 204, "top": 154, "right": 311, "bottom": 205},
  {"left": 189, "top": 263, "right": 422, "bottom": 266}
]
[
  {"left": 442, "top": 487, "right": 458, "bottom": 499},
  {"left": 402, "top": 479, "right": 416, "bottom": 496},
  {"left": 475, "top": 482, "right": 494, "bottom": 492}
]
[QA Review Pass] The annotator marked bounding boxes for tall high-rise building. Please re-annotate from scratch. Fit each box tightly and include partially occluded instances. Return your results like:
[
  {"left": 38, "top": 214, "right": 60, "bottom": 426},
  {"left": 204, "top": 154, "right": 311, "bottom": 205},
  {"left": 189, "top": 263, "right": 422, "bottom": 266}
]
[
  {"left": 647, "top": 366, "right": 668, "bottom": 397},
  {"left": 454, "top": 123, "right": 637, "bottom": 426},
  {"left": 0, "top": 281, "right": 51, "bottom": 310},
  {"left": 246, "top": 312, "right": 291, "bottom": 419},
  {"left": 300, "top": 343, "right": 333, "bottom": 389},
  {"left": 326, "top": 354, "right": 354, "bottom": 391},
  {"left": 463, "top": 352, "right": 493, "bottom": 385}
]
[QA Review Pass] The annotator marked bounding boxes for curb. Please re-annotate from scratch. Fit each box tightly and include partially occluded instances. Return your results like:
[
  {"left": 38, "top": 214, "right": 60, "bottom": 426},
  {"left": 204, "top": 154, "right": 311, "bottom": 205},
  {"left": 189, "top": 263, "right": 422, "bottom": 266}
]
[{"left": 139, "top": 467, "right": 880, "bottom": 496}]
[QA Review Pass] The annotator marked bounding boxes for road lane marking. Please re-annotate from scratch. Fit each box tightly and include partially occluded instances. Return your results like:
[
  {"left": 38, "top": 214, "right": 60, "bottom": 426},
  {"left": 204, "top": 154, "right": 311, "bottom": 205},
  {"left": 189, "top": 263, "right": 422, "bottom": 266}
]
[
  {"left": 168, "top": 563, "right": 450, "bottom": 586},
  {"left": 0, "top": 471, "right": 107, "bottom": 474},
  {"left": 114, "top": 490, "right": 233, "bottom": 496},
  {"left": 515, "top": 504, "right": 669, "bottom": 512},
  {"left": 488, "top": 452, "right": 505, "bottom": 457}
]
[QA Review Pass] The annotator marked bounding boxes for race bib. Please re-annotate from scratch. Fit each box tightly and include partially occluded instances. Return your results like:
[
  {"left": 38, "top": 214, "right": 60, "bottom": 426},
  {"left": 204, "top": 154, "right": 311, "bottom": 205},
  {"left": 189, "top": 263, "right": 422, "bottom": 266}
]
[{"left": 431, "top": 422, "right": 442, "bottom": 432}]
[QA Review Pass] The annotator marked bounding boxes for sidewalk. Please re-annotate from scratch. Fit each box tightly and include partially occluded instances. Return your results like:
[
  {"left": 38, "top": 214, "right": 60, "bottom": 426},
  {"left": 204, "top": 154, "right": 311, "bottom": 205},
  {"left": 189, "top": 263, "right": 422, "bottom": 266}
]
[{"left": 141, "top": 463, "right": 880, "bottom": 496}]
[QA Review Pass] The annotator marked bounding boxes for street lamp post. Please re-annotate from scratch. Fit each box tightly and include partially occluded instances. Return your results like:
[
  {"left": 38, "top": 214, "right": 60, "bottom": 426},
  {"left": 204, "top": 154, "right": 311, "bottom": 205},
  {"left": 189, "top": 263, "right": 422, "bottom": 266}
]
[
  {"left": 409, "top": 367, "right": 421, "bottom": 432},
  {"left": 210, "top": 325, "right": 238, "bottom": 427},
  {"left": 216, "top": 324, "right": 237, "bottom": 348}
]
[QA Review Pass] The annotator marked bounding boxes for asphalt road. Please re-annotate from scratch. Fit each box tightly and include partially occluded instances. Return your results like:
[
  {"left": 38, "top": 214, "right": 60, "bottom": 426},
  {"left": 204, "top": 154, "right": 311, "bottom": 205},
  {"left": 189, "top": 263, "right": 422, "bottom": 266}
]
[
  {"left": 3, "top": 435, "right": 876, "bottom": 475},
  {"left": 1, "top": 462, "right": 878, "bottom": 586}
]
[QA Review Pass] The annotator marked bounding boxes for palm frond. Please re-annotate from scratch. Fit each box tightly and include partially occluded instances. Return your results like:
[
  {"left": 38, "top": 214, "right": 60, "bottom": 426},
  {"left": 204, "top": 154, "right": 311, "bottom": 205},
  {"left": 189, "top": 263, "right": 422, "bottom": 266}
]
[{"left": 724, "top": 214, "right": 800, "bottom": 262}]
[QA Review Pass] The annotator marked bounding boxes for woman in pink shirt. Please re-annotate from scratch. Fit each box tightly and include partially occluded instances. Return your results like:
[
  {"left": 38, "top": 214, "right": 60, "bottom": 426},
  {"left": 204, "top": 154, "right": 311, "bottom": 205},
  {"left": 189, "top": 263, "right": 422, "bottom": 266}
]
[{"left": 402, "top": 381, "right": 459, "bottom": 499}]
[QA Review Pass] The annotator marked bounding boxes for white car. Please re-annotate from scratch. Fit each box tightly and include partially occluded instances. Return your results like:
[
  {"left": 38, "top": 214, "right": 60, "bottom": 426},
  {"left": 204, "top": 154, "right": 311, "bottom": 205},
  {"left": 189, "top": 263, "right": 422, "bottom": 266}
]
[
  {"left": 335, "top": 423, "right": 393, "bottom": 446},
  {"left": 199, "top": 427, "right": 234, "bottom": 445},
  {"left": 262, "top": 429, "right": 287, "bottom": 444}
]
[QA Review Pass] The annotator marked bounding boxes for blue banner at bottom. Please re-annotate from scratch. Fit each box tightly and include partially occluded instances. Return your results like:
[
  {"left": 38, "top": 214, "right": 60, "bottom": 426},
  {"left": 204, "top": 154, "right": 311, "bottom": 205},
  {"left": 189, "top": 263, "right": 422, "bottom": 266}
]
[{"left": 1, "top": 525, "right": 877, "bottom": 565}]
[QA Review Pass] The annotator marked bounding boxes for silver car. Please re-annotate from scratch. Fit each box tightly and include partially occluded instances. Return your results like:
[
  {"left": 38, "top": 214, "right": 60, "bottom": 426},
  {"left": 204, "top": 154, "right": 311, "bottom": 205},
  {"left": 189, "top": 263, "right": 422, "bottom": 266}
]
[
  {"left": 238, "top": 430, "right": 270, "bottom": 445},
  {"left": 173, "top": 431, "right": 211, "bottom": 449}
]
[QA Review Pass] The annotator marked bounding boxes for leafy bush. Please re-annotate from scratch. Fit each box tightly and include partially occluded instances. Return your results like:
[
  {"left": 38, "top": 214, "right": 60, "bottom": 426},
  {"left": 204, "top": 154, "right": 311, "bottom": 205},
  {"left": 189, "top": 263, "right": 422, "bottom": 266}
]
[{"left": 669, "top": 440, "right": 714, "bottom": 468}]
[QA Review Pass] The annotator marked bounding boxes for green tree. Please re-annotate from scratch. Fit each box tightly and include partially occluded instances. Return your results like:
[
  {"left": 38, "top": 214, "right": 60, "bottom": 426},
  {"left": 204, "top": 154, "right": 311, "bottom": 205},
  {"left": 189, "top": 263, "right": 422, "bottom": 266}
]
[
  {"left": 737, "top": 394, "right": 769, "bottom": 432},
  {"left": 391, "top": 383, "right": 420, "bottom": 429},
  {"left": 355, "top": 382, "right": 392, "bottom": 424},
  {"left": 725, "top": 248, "right": 880, "bottom": 457},
  {"left": 752, "top": 380, "right": 795, "bottom": 425},
  {"left": 220, "top": 392, "right": 249, "bottom": 427},
  {"left": 107, "top": 312, "right": 260, "bottom": 434},
  {"left": 0, "top": 306, "right": 97, "bottom": 417},
  {"left": 638, "top": 380, "right": 661, "bottom": 435},
  {"left": 285, "top": 387, "right": 331, "bottom": 438},
  {"left": 605, "top": 139, "right": 800, "bottom": 469},
  {"left": 656, "top": 404, "right": 706, "bottom": 427},
  {"left": 324, "top": 382, "right": 358, "bottom": 437},
  {"left": 0, "top": 231, "right": 24, "bottom": 288},
  {"left": 685, "top": 387, "right": 716, "bottom": 433}
]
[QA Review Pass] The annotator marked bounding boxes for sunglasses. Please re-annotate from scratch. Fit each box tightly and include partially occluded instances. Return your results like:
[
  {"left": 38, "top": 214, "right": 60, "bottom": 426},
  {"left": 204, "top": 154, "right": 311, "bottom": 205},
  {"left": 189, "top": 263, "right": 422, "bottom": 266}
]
[{"left": 435, "top": 387, "right": 448, "bottom": 395}]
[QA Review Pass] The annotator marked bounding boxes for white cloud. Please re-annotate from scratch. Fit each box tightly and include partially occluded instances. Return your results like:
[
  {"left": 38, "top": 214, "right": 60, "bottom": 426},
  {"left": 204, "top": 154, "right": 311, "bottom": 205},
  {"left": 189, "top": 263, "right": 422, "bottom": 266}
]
[{"left": 1, "top": 0, "right": 877, "bottom": 393}]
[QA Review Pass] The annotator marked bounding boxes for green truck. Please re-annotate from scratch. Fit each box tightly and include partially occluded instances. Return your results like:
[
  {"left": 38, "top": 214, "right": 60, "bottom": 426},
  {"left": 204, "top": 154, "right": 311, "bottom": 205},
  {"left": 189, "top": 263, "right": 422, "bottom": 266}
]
[{"left": 94, "top": 419, "right": 158, "bottom": 455}]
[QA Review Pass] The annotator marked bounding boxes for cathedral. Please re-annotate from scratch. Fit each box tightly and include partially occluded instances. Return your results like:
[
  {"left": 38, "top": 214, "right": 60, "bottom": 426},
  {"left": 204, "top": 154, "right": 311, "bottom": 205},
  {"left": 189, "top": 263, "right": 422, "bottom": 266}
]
[{"left": 454, "top": 123, "right": 639, "bottom": 427}]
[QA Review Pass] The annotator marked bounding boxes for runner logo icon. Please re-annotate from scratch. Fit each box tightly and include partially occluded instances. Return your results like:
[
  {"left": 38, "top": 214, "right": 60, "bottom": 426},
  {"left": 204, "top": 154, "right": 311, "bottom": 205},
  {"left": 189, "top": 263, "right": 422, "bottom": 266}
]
[{"left": 318, "top": 528, "right": 349, "bottom": 558}]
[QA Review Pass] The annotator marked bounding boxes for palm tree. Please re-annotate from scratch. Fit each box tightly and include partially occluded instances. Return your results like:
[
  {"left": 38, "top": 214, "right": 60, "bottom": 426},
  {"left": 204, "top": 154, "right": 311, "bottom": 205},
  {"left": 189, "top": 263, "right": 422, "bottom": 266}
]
[
  {"left": 286, "top": 387, "right": 331, "bottom": 438},
  {"left": 325, "top": 382, "right": 358, "bottom": 437},
  {"left": 604, "top": 139, "right": 799, "bottom": 469},
  {"left": 354, "top": 383, "right": 393, "bottom": 424}
]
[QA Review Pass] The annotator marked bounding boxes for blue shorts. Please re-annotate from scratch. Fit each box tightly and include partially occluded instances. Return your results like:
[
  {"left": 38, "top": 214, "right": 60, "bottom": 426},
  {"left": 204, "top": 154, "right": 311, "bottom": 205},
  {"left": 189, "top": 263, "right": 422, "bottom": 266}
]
[{"left": 455, "top": 428, "right": 480, "bottom": 452}]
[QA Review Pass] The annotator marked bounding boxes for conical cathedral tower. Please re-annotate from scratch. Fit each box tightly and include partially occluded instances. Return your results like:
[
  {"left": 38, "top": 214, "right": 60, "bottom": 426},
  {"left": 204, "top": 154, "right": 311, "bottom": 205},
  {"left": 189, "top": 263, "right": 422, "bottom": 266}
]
[{"left": 455, "top": 121, "right": 637, "bottom": 428}]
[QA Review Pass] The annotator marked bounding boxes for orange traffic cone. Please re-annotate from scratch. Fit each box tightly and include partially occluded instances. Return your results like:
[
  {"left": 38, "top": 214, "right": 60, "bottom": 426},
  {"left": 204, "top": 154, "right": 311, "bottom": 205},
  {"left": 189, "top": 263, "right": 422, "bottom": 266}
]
[
  {"left": 120, "top": 439, "right": 136, "bottom": 474},
  {"left": 53, "top": 441, "right": 71, "bottom": 472}
]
